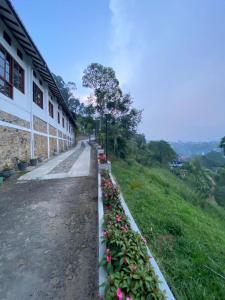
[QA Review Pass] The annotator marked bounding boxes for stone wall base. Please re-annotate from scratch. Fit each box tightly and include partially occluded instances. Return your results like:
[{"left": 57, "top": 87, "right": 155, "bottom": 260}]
[
  {"left": 0, "top": 126, "right": 31, "bottom": 170},
  {"left": 49, "top": 137, "right": 57, "bottom": 157},
  {"left": 0, "top": 123, "right": 74, "bottom": 171},
  {"left": 34, "top": 134, "right": 48, "bottom": 159}
]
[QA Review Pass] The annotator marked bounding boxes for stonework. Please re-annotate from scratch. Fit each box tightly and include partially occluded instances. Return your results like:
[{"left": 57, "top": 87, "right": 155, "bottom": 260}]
[
  {"left": 0, "top": 113, "right": 74, "bottom": 170},
  {"left": 49, "top": 138, "right": 57, "bottom": 157},
  {"left": 0, "top": 126, "right": 31, "bottom": 170},
  {"left": 33, "top": 115, "right": 47, "bottom": 133},
  {"left": 0, "top": 110, "right": 30, "bottom": 129},
  {"left": 49, "top": 124, "right": 57, "bottom": 136},
  {"left": 34, "top": 134, "right": 48, "bottom": 158}
]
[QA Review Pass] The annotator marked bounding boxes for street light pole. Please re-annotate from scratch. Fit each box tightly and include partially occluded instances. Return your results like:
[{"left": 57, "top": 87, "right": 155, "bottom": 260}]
[
  {"left": 103, "top": 108, "right": 109, "bottom": 160},
  {"left": 105, "top": 114, "right": 108, "bottom": 159}
]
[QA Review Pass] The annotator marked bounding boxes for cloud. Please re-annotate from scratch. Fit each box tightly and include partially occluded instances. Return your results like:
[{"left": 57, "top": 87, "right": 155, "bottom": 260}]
[
  {"left": 109, "top": 0, "right": 144, "bottom": 87},
  {"left": 109, "top": 0, "right": 225, "bottom": 141}
]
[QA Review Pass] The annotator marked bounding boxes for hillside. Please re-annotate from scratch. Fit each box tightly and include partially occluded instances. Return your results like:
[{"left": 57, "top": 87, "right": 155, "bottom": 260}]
[
  {"left": 170, "top": 141, "right": 219, "bottom": 157},
  {"left": 112, "top": 160, "right": 225, "bottom": 300}
]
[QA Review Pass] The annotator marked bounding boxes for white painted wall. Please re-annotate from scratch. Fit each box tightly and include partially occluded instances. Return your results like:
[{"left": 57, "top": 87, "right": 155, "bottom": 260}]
[{"left": 0, "top": 21, "right": 76, "bottom": 155}]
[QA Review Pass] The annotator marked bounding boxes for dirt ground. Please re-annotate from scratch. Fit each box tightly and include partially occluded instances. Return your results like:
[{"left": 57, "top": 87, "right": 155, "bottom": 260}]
[{"left": 0, "top": 148, "right": 98, "bottom": 300}]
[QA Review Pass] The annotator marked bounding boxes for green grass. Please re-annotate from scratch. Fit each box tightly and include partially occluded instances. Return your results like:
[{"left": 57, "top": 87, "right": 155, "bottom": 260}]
[{"left": 112, "top": 159, "right": 225, "bottom": 300}]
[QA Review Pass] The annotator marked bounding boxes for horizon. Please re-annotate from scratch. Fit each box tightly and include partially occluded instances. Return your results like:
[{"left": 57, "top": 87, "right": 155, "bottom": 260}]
[{"left": 12, "top": 0, "right": 225, "bottom": 142}]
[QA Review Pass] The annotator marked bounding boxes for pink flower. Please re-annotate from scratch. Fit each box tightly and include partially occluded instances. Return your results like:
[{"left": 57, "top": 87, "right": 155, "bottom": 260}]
[
  {"left": 127, "top": 297, "right": 132, "bottom": 300},
  {"left": 106, "top": 255, "right": 112, "bottom": 263},
  {"left": 103, "top": 231, "right": 108, "bottom": 238},
  {"left": 116, "top": 215, "right": 122, "bottom": 222},
  {"left": 121, "top": 225, "right": 128, "bottom": 232},
  {"left": 117, "top": 288, "right": 123, "bottom": 300}
]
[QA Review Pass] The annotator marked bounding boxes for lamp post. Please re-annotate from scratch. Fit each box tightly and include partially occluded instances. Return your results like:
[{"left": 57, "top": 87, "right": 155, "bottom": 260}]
[{"left": 103, "top": 108, "right": 109, "bottom": 160}]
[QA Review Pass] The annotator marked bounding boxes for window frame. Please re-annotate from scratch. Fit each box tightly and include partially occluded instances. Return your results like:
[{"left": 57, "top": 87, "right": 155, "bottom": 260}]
[
  {"left": 48, "top": 100, "right": 54, "bottom": 118},
  {"left": 33, "top": 81, "right": 43, "bottom": 109},
  {"left": 0, "top": 44, "right": 13, "bottom": 99},
  {"left": 17, "top": 48, "right": 23, "bottom": 61},
  {"left": 58, "top": 111, "right": 60, "bottom": 124},
  {"left": 3, "top": 31, "right": 11, "bottom": 46},
  {"left": 13, "top": 59, "right": 24, "bottom": 94}
]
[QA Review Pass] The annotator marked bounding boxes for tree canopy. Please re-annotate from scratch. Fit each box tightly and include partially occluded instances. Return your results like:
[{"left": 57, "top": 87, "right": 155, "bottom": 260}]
[
  {"left": 219, "top": 136, "right": 225, "bottom": 155},
  {"left": 82, "top": 63, "right": 142, "bottom": 157}
]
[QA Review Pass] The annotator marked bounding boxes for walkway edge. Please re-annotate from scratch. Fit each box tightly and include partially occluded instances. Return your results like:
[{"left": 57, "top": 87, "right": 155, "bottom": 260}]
[
  {"left": 98, "top": 169, "right": 107, "bottom": 297},
  {"left": 110, "top": 173, "right": 175, "bottom": 300}
]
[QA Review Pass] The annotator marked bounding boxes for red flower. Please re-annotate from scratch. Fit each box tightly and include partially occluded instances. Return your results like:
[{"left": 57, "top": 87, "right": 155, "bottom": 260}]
[
  {"left": 98, "top": 153, "right": 107, "bottom": 163},
  {"left": 106, "top": 255, "right": 112, "bottom": 263}
]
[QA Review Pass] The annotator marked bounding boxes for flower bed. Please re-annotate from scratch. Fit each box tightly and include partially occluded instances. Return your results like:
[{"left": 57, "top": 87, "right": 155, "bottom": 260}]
[
  {"left": 100, "top": 171, "right": 166, "bottom": 300},
  {"left": 99, "top": 153, "right": 107, "bottom": 164}
]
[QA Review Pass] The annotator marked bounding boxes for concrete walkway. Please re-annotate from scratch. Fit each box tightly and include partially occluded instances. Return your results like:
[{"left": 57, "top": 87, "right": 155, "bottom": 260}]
[
  {"left": 0, "top": 146, "right": 98, "bottom": 300},
  {"left": 19, "top": 140, "right": 91, "bottom": 181}
]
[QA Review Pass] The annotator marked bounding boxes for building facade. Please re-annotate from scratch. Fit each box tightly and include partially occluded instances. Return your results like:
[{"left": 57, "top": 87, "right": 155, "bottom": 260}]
[{"left": 0, "top": 0, "right": 76, "bottom": 171}]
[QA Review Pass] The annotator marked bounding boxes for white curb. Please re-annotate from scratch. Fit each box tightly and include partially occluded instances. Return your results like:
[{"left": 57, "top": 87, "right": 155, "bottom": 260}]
[{"left": 98, "top": 168, "right": 107, "bottom": 297}]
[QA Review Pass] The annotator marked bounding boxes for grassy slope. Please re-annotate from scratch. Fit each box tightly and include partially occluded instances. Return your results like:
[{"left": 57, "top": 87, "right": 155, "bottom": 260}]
[{"left": 112, "top": 160, "right": 225, "bottom": 300}]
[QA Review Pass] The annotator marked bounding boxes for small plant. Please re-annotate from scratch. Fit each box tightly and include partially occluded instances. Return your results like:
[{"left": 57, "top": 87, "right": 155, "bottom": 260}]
[
  {"left": 30, "top": 157, "right": 38, "bottom": 166},
  {"left": 99, "top": 153, "right": 107, "bottom": 164},
  {"left": 100, "top": 172, "right": 165, "bottom": 300},
  {"left": 0, "top": 162, "right": 14, "bottom": 179},
  {"left": 19, "top": 159, "right": 28, "bottom": 163},
  {"left": 3, "top": 162, "right": 11, "bottom": 171},
  {"left": 17, "top": 156, "right": 28, "bottom": 171}
]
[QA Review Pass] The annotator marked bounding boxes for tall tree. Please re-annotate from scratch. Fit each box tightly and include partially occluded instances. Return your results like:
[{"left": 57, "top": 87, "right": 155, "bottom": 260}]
[
  {"left": 147, "top": 140, "right": 177, "bottom": 165},
  {"left": 219, "top": 136, "right": 225, "bottom": 155},
  {"left": 52, "top": 73, "right": 81, "bottom": 115},
  {"left": 82, "top": 63, "right": 142, "bottom": 157},
  {"left": 82, "top": 63, "right": 122, "bottom": 116}
]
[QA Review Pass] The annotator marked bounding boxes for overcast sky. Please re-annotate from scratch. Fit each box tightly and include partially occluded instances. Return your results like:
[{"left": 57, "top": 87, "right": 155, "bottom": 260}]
[{"left": 13, "top": 0, "right": 225, "bottom": 142}]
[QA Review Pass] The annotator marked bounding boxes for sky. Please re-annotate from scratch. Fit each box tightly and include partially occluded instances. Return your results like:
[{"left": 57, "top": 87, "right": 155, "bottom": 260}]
[{"left": 12, "top": 0, "right": 225, "bottom": 142}]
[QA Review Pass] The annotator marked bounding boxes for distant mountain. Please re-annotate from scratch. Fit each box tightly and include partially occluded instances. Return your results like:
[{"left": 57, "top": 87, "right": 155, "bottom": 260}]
[{"left": 170, "top": 141, "right": 220, "bottom": 157}]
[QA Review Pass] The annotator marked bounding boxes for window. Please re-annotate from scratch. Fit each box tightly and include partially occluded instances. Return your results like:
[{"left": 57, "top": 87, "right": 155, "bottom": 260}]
[
  {"left": 33, "top": 70, "right": 37, "bottom": 78},
  {"left": 39, "top": 79, "right": 42, "bottom": 86},
  {"left": 0, "top": 45, "right": 13, "bottom": 98},
  {"left": 49, "top": 101, "right": 54, "bottom": 118},
  {"left": 13, "top": 60, "right": 24, "bottom": 93},
  {"left": 58, "top": 111, "right": 60, "bottom": 124},
  {"left": 3, "top": 31, "right": 11, "bottom": 46},
  {"left": 17, "top": 48, "right": 23, "bottom": 60},
  {"left": 33, "top": 82, "right": 43, "bottom": 108},
  {"left": 62, "top": 117, "right": 65, "bottom": 128}
]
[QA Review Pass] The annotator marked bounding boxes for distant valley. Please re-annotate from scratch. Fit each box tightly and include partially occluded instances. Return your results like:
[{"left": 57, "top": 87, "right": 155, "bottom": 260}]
[{"left": 170, "top": 141, "right": 220, "bottom": 157}]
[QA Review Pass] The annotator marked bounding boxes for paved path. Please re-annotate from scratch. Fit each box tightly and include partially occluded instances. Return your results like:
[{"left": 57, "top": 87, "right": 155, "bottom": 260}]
[
  {"left": 19, "top": 141, "right": 91, "bottom": 181},
  {"left": 0, "top": 146, "right": 98, "bottom": 300}
]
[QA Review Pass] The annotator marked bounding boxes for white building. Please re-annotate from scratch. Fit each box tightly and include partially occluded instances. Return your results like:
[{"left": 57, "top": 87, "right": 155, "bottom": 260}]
[{"left": 0, "top": 0, "right": 76, "bottom": 170}]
